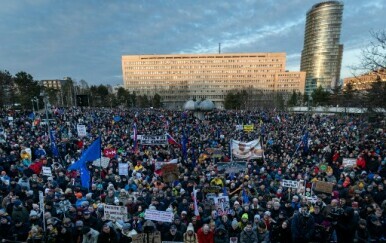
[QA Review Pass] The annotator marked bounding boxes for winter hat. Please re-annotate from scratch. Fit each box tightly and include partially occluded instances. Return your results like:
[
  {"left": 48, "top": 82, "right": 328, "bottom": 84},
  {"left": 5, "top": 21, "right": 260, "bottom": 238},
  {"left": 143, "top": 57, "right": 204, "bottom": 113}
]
[
  {"left": 242, "top": 213, "right": 249, "bottom": 219},
  {"left": 75, "top": 220, "right": 84, "bottom": 227},
  {"left": 254, "top": 214, "right": 261, "bottom": 221},
  {"left": 231, "top": 219, "right": 239, "bottom": 228},
  {"left": 186, "top": 223, "right": 194, "bottom": 232}
]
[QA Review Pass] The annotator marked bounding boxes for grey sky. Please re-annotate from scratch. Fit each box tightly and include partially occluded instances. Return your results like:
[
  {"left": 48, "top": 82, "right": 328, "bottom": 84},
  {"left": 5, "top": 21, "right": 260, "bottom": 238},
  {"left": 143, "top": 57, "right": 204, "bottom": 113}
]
[{"left": 0, "top": 0, "right": 384, "bottom": 86}]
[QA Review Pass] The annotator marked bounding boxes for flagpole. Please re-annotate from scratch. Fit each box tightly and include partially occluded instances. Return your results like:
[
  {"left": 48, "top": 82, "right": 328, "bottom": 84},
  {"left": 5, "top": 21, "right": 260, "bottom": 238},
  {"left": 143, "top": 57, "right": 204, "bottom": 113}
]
[{"left": 230, "top": 140, "right": 233, "bottom": 162}]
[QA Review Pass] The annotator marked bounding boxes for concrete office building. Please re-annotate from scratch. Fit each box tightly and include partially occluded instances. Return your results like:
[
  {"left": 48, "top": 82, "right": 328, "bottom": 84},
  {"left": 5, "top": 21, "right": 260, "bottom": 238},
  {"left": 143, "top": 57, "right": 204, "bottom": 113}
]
[
  {"left": 300, "top": 1, "right": 344, "bottom": 95},
  {"left": 122, "top": 53, "right": 305, "bottom": 109},
  {"left": 343, "top": 69, "right": 386, "bottom": 91}
]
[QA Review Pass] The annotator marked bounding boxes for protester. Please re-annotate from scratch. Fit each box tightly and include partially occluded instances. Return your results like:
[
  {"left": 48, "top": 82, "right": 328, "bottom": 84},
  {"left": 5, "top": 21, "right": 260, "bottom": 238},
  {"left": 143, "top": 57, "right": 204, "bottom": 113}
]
[{"left": 0, "top": 107, "right": 384, "bottom": 242}]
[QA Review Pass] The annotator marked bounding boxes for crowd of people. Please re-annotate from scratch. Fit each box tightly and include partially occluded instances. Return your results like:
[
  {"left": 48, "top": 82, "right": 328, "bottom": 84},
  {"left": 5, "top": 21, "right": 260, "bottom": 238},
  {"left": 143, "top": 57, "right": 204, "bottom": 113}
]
[{"left": 0, "top": 107, "right": 385, "bottom": 243}]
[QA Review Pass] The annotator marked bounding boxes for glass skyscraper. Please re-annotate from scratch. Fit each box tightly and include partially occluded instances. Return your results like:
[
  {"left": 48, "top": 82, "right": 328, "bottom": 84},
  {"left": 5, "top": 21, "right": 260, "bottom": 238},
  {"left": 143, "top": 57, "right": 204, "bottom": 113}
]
[{"left": 301, "top": 1, "right": 344, "bottom": 95}]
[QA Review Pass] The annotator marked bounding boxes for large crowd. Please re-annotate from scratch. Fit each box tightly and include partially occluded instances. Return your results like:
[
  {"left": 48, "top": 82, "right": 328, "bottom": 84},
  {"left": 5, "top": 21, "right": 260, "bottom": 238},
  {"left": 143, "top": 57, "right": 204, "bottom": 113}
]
[{"left": 0, "top": 107, "right": 385, "bottom": 243}]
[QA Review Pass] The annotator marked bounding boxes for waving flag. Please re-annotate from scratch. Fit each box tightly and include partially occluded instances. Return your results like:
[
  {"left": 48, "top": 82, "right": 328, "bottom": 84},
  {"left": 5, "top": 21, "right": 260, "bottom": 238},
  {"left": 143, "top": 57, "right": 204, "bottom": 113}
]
[
  {"left": 133, "top": 122, "right": 138, "bottom": 153},
  {"left": 242, "top": 189, "right": 249, "bottom": 204},
  {"left": 302, "top": 132, "right": 309, "bottom": 152},
  {"left": 49, "top": 130, "right": 59, "bottom": 157},
  {"left": 113, "top": 116, "right": 122, "bottom": 122},
  {"left": 80, "top": 164, "right": 90, "bottom": 189},
  {"left": 193, "top": 187, "right": 200, "bottom": 217},
  {"left": 166, "top": 133, "right": 181, "bottom": 147},
  {"left": 154, "top": 159, "right": 178, "bottom": 176},
  {"left": 68, "top": 137, "right": 101, "bottom": 171},
  {"left": 182, "top": 130, "right": 188, "bottom": 160}
]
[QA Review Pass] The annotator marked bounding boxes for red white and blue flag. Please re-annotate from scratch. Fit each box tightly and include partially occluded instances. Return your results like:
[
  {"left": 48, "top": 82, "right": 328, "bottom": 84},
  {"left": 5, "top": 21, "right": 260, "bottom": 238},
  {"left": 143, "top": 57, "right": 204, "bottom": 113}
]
[{"left": 166, "top": 133, "right": 181, "bottom": 147}]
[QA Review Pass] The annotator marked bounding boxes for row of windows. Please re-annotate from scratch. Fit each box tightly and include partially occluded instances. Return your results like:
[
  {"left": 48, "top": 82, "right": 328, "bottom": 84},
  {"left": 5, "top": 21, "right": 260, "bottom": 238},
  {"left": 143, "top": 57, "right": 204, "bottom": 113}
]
[
  {"left": 124, "top": 64, "right": 283, "bottom": 70},
  {"left": 124, "top": 58, "right": 283, "bottom": 65}
]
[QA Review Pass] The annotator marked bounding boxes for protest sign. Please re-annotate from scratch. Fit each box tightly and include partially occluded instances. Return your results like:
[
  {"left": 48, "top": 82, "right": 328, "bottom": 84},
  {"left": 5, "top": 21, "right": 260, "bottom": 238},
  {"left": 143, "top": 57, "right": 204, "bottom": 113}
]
[
  {"left": 140, "top": 135, "right": 167, "bottom": 145},
  {"left": 217, "top": 162, "right": 247, "bottom": 173},
  {"left": 77, "top": 124, "right": 87, "bottom": 137},
  {"left": 243, "top": 124, "right": 254, "bottom": 132},
  {"left": 103, "top": 148, "right": 117, "bottom": 158},
  {"left": 281, "top": 180, "right": 300, "bottom": 189},
  {"left": 214, "top": 196, "right": 230, "bottom": 216},
  {"left": 144, "top": 209, "right": 174, "bottom": 223},
  {"left": 230, "top": 237, "right": 238, "bottom": 243},
  {"left": 42, "top": 166, "right": 52, "bottom": 177},
  {"left": 235, "top": 125, "right": 243, "bottom": 131},
  {"left": 162, "top": 164, "right": 179, "bottom": 183},
  {"left": 118, "top": 163, "right": 129, "bottom": 176},
  {"left": 132, "top": 232, "right": 161, "bottom": 243},
  {"left": 102, "top": 205, "right": 128, "bottom": 221},
  {"left": 342, "top": 158, "right": 356, "bottom": 168},
  {"left": 314, "top": 181, "right": 334, "bottom": 194},
  {"left": 231, "top": 139, "right": 263, "bottom": 159},
  {"left": 92, "top": 157, "right": 110, "bottom": 168},
  {"left": 202, "top": 186, "right": 222, "bottom": 194}
]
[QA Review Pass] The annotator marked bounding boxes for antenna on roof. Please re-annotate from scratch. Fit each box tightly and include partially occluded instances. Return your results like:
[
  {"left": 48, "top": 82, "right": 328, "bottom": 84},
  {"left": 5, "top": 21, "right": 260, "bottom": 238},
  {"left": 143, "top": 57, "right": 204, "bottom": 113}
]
[{"left": 219, "top": 43, "right": 221, "bottom": 54}]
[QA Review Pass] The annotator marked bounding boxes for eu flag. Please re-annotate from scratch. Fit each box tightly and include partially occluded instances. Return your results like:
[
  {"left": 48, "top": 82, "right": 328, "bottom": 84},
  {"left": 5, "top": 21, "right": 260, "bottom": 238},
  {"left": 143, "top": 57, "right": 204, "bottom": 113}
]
[
  {"left": 80, "top": 164, "right": 90, "bottom": 189},
  {"left": 50, "top": 130, "right": 59, "bottom": 157},
  {"left": 68, "top": 137, "right": 101, "bottom": 170}
]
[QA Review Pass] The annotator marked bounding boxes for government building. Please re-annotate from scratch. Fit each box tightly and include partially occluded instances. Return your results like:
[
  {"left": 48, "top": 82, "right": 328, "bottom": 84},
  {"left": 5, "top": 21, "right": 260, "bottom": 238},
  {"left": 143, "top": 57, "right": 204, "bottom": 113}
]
[{"left": 122, "top": 52, "right": 305, "bottom": 109}]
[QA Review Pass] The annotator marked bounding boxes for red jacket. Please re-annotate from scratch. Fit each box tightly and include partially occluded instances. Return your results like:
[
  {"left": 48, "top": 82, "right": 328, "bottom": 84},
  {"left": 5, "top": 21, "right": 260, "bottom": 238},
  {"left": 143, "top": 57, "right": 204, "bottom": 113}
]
[
  {"left": 356, "top": 156, "right": 366, "bottom": 169},
  {"left": 197, "top": 228, "right": 214, "bottom": 243}
]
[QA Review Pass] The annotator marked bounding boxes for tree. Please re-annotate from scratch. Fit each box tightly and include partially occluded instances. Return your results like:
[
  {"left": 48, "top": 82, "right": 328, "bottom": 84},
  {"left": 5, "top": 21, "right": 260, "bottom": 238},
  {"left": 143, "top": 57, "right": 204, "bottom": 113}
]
[
  {"left": 357, "top": 30, "right": 386, "bottom": 73},
  {"left": 153, "top": 93, "right": 162, "bottom": 108},
  {"left": 62, "top": 78, "right": 75, "bottom": 107},
  {"left": 287, "top": 90, "right": 300, "bottom": 107},
  {"left": 330, "top": 85, "right": 342, "bottom": 107},
  {"left": 0, "top": 70, "right": 15, "bottom": 107},
  {"left": 311, "top": 86, "right": 330, "bottom": 106},
  {"left": 364, "top": 76, "right": 386, "bottom": 109},
  {"left": 224, "top": 91, "right": 242, "bottom": 109},
  {"left": 14, "top": 71, "right": 41, "bottom": 109}
]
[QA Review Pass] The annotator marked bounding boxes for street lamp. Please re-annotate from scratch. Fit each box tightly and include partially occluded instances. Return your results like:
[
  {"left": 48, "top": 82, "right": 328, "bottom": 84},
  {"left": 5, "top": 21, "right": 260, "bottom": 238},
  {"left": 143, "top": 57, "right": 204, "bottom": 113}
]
[{"left": 31, "top": 99, "right": 35, "bottom": 114}]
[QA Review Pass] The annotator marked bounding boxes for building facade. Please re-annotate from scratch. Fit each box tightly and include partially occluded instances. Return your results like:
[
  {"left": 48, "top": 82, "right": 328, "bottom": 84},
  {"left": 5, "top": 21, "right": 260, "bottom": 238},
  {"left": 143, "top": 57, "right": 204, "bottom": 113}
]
[
  {"left": 40, "top": 79, "right": 65, "bottom": 90},
  {"left": 300, "top": 1, "right": 344, "bottom": 95},
  {"left": 343, "top": 69, "right": 386, "bottom": 91},
  {"left": 122, "top": 53, "right": 305, "bottom": 109}
]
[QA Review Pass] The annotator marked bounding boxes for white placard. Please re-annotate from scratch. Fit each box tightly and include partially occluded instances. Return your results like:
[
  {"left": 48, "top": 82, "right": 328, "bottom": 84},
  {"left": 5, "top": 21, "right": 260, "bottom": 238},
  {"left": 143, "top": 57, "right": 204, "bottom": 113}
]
[
  {"left": 42, "top": 166, "right": 52, "bottom": 176},
  {"left": 281, "top": 180, "right": 300, "bottom": 189},
  {"left": 342, "top": 158, "right": 356, "bottom": 167},
  {"left": 140, "top": 135, "right": 167, "bottom": 145},
  {"left": 92, "top": 157, "right": 110, "bottom": 168},
  {"left": 235, "top": 125, "right": 243, "bottom": 131},
  {"left": 144, "top": 209, "right": 174, "bottom": 223},
  {"left": 103, "top": 205, "right": 129, "bottom": 221},
  {"left": 119, "top": 163, "right": 128, "bottom": 176},
  {"left": 8, "top": 117, "right": 14, "bottom": 121},
  {"left": 77, "top": 124, "right": 87, "bottom": 137}
]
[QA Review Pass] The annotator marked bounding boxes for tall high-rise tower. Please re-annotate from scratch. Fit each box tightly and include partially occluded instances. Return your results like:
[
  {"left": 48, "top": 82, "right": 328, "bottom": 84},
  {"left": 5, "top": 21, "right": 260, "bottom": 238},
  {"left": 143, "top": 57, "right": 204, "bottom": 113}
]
[{"left": 300, "top": 1, "right": 344, "bottom": 95}]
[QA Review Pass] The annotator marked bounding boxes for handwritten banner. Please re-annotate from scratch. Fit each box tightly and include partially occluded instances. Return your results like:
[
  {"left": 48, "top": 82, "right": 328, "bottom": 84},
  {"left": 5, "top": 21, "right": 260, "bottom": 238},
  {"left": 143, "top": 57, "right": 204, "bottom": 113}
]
[
  {"left": 103, "top": 205, "right": 129, "bottom": 221},
  {"left": 144, "top": 210, "right": 174, "bottom": 223}
]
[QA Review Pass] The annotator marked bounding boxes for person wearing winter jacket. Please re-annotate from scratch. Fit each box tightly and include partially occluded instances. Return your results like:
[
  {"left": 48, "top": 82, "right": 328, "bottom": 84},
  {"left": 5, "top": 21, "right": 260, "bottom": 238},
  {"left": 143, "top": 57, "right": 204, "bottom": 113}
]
[
  {"left": 240, "top": 221, "right": 258, "bottom": 243},
  {"left": 82, "top": 226, "right": 100, "bottom": 243},
  {"left": 183, "top": 223, "right": 198, "bottom": 243},
  {"left": 214, "top": 224, "right": 228, "bottom": 243},
  {"left": 291, "top": 205, "right": 315, "bottom": 243},
  {"left": 197, "top": 224, "right": 214, "bottom": 243}
]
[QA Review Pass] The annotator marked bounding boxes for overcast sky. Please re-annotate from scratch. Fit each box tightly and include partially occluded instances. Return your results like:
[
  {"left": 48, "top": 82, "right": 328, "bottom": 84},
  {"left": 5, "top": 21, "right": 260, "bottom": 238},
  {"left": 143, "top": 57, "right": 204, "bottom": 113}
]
[{"left": 0, "top": 0, "right": 384, "bottom": 86}]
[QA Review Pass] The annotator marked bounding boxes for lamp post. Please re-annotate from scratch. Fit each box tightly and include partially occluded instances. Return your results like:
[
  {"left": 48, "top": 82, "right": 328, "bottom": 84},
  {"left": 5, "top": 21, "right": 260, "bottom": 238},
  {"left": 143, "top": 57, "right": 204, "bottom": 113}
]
[{"left": 31, "top": 99, "right": 35, "bottom": 114}]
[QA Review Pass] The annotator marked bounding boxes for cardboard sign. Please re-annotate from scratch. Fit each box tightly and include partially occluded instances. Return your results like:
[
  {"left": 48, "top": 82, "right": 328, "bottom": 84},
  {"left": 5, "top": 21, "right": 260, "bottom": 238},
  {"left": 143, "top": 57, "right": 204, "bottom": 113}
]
[
  {"left": 342, "top": 158, "right": 356, "bottom": 168},
  {"left": 42, "top": 166, "right": 52, "bottom": 177},
  {"left": 92, "top": 157, "right": 110, "bottom": 168},
  {"left": 162, "top": 164, "right": 179, "bottom": 183},
  {"left": 103, "top": 205, "right": 128, "bottom": 221},
  {"left": 314, "top": 181, "right": 334, "bottom": 194},
  {"left": 144, "top": 209, "right": 174, "bottom": 223},
  {"left": 118, "top": 163, "right": 129, "bottom": 176},
  {"left": 202, "top": 186, "right": 222, "bottom": 193},
  {"left": 132, "top": 232, "right": 161, "bottom": 243},
  {"left": 281, "top": 180, "right": 300, "bottom": 189},
  {"left": 77, "top": 124, "right": 87, "bottom": 137}
]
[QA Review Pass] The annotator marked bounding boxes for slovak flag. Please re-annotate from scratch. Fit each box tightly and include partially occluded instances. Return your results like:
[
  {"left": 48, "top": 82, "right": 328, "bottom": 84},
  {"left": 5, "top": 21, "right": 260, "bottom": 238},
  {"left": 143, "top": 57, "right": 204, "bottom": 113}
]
[{"left": 165, "top": 133, "right": 181, "bottom": 147}]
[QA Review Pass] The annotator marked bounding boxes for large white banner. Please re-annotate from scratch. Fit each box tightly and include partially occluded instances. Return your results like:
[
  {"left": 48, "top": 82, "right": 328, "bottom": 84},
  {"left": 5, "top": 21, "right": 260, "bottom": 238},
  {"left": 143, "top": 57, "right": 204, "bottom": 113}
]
[
  {"left": 77, "top": 124, "right": 87, "bottom": 137},
  {"left": 144, "top": 209, "right": 174, "bottom": 223},
  {"left": 103, "top": 205, "right": 128, "bottom": 221},
  {"left": 140, "top": 135, "right": 167, "bottom": 145},
  {"left": 231, "top": 139, "right": 263, "bottom": 159}
]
